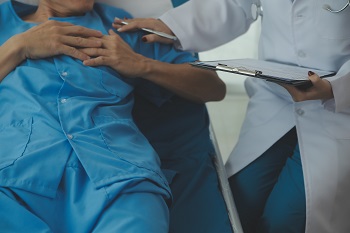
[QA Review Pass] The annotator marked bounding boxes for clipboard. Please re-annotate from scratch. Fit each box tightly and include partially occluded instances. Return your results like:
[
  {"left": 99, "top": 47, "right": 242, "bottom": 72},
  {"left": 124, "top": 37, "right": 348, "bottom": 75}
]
[{"left": 191, "top": 59, "right": 336, "bottom": 89}]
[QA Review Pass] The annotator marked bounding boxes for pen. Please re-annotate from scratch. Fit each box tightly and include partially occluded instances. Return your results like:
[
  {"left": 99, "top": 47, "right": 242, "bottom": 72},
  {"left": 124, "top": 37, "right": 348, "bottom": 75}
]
[{"left": 115, "top": 17, "right": 178, "bottom": 41}]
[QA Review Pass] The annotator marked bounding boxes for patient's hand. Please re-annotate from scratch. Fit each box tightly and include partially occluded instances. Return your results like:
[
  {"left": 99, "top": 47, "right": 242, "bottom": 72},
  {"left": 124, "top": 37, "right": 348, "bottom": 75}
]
[
  {"left": 82, "top": 30, "right": 226, "bottom": 103},
  {"left": 82, "top": 29, "right": 152, "bottom": 78},
  {"left": 280, "top": 72, "right": 334, "bottom": 102},
  {"left": 17, "top": 20, "right": 103, "bottom": 61},
  {"left": 113, "top": 18, "right": 175, "bottom": 45}
]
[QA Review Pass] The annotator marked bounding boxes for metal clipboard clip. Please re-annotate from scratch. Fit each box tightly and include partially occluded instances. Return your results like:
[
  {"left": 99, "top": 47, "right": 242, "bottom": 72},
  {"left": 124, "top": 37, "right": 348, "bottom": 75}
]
[{"left": 216, "top": 64, "right": 262, "bottom": 77}]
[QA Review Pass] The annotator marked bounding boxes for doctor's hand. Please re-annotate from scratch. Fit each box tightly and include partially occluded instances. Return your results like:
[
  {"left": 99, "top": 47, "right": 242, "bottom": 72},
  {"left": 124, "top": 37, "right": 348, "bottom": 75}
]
[
  {"left": 16, "top": 20, "right": 103, "bottom": 61},
  {"left": 281, "top": 71, "right": 334, "bottom": 102},
  {"left": 113, "top": 18, "right": 175, "bottom": 44},
  {"left": 81, "top": 29, "right": 152, "bottom": 78}
]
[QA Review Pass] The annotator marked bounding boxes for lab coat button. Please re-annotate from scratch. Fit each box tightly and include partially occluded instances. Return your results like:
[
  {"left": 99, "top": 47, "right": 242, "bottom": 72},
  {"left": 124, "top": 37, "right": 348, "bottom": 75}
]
[
  {"left": 296, "top": 108, "right": 305, "bottom": 116},
  {"left": 60, "top": 98, "right": 67, "bottom": 104},
  {"left": 61, "top": 72, "right": 68, "bottom": 77},
  {"left": 67, "top": 134, "right": 74, "bottom": 140}
]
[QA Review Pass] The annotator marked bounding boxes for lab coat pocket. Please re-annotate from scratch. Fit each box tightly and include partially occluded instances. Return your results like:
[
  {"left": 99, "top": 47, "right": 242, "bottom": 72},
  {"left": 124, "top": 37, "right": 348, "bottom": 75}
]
[
  {"left": 315, "top": 0, "right": 350, "bottom": 39},
  {"left": 0, "top": 118, "right": 32, "bottom": 170},
  {"left": 321, "top": 109, "right": 350, "bottom": 139}
]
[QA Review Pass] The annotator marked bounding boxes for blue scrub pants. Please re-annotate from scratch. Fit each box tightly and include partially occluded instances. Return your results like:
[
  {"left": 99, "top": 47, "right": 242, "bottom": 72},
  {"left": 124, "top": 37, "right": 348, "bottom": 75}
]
[
  {"left": 229, "top": 127, "right": 306, "bottom": 233},
  {"left": 0, "top": 152, "right": 169, "bottom": 233}
]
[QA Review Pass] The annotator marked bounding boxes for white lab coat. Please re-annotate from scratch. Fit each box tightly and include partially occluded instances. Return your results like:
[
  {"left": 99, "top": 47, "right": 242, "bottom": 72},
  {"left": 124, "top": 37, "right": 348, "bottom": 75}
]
[{"left": 161, "top": 0, "right": 350, "bottom": 232}]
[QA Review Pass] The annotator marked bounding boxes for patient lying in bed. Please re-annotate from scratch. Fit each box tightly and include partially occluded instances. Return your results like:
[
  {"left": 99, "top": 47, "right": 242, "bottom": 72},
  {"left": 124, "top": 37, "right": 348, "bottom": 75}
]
[{"left": 0, "top": 1, "right": 225, "bottom": 232}]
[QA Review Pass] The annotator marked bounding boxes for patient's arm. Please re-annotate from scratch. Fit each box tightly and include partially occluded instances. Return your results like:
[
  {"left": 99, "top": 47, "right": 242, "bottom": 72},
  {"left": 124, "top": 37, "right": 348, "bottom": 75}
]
[
  {"left": 0, "top": 38, "right": 23, "bottom": 82},
  {"left": 82, "top": 30, "right": 226, "bottom": 103},
  {"left": 0, "top": 21, "right": 103, "bottom": 82}
]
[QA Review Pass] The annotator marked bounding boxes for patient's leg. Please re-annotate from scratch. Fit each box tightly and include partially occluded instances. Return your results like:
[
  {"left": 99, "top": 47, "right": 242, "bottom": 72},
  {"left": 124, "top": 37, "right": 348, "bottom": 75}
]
[
  {"left": 0, "top": 187, "right": 51, "bottom": 232},
  {"left": 0, "top": 152, "right": 170, "bottom": 233},
  {"left": 93, "top": 187, "right": 169, "bottom": 232}
]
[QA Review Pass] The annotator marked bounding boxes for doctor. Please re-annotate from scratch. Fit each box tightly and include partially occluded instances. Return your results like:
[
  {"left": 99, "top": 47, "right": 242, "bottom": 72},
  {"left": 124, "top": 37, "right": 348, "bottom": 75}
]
[{"left": 116, "top": 0, "right": 350, "bottom": 232}]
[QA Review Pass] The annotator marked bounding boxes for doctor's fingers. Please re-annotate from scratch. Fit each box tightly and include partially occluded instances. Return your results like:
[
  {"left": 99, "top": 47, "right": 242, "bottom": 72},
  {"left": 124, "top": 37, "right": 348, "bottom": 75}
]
[
  {"left": 307, "top": 74, "right": 334, "bottom": 100},
  {"left": 140, "top": 33, "right": 174, "bottom": 44},
  {"left": 113, "top": 18, "right": 159, "bottom": 31},
  {"left": 281, "top": 75, "right": 333, "bottom": 102},
  {"left": 114, "top": 18, "right": 174, "bottom": 43}
]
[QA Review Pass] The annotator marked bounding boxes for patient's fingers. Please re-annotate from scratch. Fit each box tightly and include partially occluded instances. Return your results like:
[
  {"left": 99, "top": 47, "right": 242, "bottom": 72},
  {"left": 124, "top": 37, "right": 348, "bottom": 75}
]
[
  {"left": 59, "top": 45, "right": 91, "bottom": 61},
  {"left": 79, "top": 48, "right": 109, "bottom": 57},
  {"left": 42, "top": 21, "right": 103, "bottom": 38},
  {"left": 83, "top": 56, "right": 109, "bottom": 67},
  {"left": 19, "top": 20, "right": 104, "bottom": 60},
  {"left": 60, "top": 36, "right": 102, "bottom": 48},
  {"left": 82, "top": 30, "right": 151, "bottom": 78},
  {"left": 62, "top": 24, "right": 103, "bottom": 38},
  {"left": 46, "top": 22, "right": 103, "bottom": 48}
]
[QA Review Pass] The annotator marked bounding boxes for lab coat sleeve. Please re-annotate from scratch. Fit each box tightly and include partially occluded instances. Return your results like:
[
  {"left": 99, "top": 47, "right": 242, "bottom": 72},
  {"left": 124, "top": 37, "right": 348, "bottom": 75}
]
[
  {"left": 159, "top": 0, "right": 256, "bottom": 52},
  {"left": 324, "top": 60, "right": 350, "bottom": 113}
]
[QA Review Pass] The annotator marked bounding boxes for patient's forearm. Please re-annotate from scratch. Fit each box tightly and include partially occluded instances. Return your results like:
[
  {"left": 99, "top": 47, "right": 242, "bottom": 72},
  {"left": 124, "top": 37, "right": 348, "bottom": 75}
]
[
  {"left": 0, "top": 35, "right": 26, "bottom": 82},
  {"left": 81, "top": 31, "right": 226, "bottom": 102},
  {"left": 141, "top": 61, "right": 226, "bottom": 103}
]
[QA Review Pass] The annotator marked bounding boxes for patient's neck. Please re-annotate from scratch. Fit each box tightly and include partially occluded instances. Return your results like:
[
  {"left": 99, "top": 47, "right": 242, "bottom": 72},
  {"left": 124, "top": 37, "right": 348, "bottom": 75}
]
[{"left": 22, "top": 2, "right": 86, "bottom": 23}]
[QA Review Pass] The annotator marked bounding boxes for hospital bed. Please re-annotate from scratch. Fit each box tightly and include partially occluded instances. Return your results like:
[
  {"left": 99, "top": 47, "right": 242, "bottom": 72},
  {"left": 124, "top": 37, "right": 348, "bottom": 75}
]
[{"left": 209, "top": 124, "right": 243, "bottom": 233}]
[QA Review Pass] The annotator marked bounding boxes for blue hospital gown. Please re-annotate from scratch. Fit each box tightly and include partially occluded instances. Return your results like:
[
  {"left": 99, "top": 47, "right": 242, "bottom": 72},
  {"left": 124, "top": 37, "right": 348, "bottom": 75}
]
[{"left": 0, "top": 1, "right": 196, "bottom": 199}]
